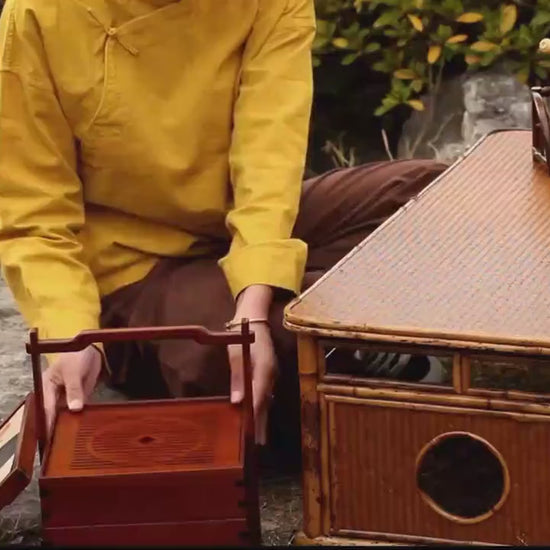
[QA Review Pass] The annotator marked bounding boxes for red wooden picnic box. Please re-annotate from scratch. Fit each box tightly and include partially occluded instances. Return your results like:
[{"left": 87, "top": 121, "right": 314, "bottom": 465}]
[{"left": 0, "top": 322, "right": 261, "bottom": 546}]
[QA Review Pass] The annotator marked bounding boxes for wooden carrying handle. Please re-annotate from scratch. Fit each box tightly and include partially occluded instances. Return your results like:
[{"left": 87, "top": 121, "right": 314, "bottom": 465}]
[
  {"left": 25, "top": 324, "right": 254, "bottom": 355},
  {"left": 26, "top": 321, "right": 256, "bottom": 462},
  {"left": 531, "top": 89, "right": 550, "bottom": 173}
]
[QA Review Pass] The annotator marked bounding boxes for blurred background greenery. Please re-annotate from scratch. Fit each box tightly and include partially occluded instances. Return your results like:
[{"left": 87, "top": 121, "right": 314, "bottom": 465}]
[{"left": 309, "top": 0, "right": 550, "bottom": 172}]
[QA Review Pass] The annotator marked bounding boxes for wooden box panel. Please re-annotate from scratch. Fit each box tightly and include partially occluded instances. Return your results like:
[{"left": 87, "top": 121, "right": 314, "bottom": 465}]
[
  {"left": 327, "top": 396, "right": 550, "bottom": 545},
  {"left": 43, "top": 518, "right": 249, "bottom": 547},
  {"left": 40, "top": 470, "right": 245, "bottom": 527}
]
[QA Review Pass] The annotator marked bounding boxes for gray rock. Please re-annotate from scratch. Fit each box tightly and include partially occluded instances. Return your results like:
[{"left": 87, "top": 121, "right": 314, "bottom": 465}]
[
  {"left": 397, "top": 69, "right": 532, "bottom": 163},
  {"left": 461, "top": 72, "right": 531, "bottom": 147}
]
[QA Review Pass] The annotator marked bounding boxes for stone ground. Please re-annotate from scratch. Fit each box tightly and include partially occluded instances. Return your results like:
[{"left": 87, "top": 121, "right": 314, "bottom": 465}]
[{"left": 0, "top": 279, "right": 302, "bottom": 546}]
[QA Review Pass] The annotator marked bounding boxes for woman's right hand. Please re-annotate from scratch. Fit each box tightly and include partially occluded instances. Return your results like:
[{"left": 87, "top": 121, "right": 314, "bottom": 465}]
[{"left": 42, "top": 345, "right": 103, "bottom": 436}]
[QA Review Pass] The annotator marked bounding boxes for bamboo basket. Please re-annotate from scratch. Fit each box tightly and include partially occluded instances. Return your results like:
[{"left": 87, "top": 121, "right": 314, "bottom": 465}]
[{"left": 284, "top": 88, "right": 550, "bottom": 546}]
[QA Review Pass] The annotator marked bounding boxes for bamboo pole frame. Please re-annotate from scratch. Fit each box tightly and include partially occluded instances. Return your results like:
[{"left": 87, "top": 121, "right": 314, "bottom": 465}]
[
  {"left": 324, "top": 393, "right": 550, "bottom": 422},
  {"left": 297, "top": 335, "right": 323, "bottom": 538},
  {"left": 284, "top": 321, "right": 550, "bottom": 359}
]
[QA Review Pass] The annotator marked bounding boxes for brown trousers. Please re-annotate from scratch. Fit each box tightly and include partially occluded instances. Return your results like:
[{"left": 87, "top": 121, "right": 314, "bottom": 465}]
[{"left": 100, "top": 159, "right": 448, "bottom": 460}]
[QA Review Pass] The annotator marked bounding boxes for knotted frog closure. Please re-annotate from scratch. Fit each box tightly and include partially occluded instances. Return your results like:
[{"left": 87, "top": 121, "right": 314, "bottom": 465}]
[{"left": 86, "top": 8, "right": 139, "bottom": 56}]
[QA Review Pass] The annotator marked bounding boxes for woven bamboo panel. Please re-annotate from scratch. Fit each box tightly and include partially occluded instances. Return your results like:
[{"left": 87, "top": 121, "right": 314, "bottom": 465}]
[
  {"left": 287, "top": 130, "right": 550, "bottom": 350},
  {"left": 328, "top": 397, "right": 550, "bottom": 545}
]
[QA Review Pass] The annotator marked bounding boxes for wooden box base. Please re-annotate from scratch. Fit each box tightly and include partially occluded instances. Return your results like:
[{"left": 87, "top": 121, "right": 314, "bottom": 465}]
[{"left": 43, "top": 519, "right": 249, "bottom": 547}]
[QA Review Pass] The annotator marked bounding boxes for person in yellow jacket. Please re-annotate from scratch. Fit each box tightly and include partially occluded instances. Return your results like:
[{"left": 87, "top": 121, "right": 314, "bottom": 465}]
[{"left": 0, "top": 0, "right": 447, "bottom": 463}]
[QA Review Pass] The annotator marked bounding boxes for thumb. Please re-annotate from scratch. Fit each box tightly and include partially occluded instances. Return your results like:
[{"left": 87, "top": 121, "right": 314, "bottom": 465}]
[{"left": 62, "top": 365, "right": 84, "bottom": 412}]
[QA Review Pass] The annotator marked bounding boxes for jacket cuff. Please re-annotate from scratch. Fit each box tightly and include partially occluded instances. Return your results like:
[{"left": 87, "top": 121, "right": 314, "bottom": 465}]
[{"left": 219, "top": 239, "right": 307, "bottom": 298}]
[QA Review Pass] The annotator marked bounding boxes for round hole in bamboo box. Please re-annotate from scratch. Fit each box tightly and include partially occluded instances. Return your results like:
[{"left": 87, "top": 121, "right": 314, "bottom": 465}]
[{"left": 416, "top": 431, "right": 509, "bottom": 524}]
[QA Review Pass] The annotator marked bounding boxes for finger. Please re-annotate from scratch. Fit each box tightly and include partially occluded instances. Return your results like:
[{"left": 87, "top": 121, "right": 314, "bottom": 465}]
[
  {"left": 42, "top": 373, "right": 59, "bottom": 437},
  {"left": 82, "top": 371, "right": 99, "bottom": 403},
  {"left": 255, "top": 407, "right": 269, "bottom": 445},
  {"left": 252, "top": 365, "right": 276, "bottom": 447},
  {"left": 62, "top": 365, "right": 85, "bottom": 412},
  {"left": 228, "top": 346, "right": 244, "bottom": 404},
  {"left": 252, "top": 363, "right": 276, "bottom": 415},
  {"left": 82, "top": 356, "right": 102, "bottom": 403}
]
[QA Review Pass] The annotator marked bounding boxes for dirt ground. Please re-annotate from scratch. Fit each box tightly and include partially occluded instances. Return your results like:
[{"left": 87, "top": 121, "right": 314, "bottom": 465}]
[{"left": 0, "top": 279, "right": 303, "bottom": 546}]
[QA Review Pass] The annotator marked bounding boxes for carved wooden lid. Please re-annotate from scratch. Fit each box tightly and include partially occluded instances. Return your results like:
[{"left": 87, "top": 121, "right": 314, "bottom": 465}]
[
  {"left": 45, "top": 400, "right": 243, "bottom": 477},
  {"left": 285, "top": 130, "right": 550, "bottom": 355}
]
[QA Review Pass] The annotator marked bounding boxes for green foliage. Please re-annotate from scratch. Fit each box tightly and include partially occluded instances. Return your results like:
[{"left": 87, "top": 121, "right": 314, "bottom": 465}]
[{"left": 314, "top": 0, "right": 550, "bottom": 116}]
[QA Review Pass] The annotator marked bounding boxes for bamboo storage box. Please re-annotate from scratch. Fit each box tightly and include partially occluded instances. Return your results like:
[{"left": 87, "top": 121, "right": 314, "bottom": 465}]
[
  {"left": 284, "top": 115, "right": 550, "bottom": 545},
  {"left": 0, "top": 324, "right": 261, "bottom": 547}
]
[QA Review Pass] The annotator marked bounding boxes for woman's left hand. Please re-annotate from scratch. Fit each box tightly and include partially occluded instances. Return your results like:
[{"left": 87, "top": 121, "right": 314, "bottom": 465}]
[{"left": 227, "top": 285, "right": 277, "bottom": 445}]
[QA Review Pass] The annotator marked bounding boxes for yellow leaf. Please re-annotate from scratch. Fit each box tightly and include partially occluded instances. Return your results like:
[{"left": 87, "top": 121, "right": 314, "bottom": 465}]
[
  {"left": 414, "top": 0, "right": 424, "bottom": 8},
  {"left": 500, "top": 4, "right": 517, "bottom": 35},
  {"left": 427, "top": 45, "right": 442, "bottom": 64},
  {"left": 470, "top": 40, "right": 498, "bottom": 52},
  {"left": 465, "top": 54, "right": 481, "bottom": 64},
  {"left": 456, "top": 12, "right": 484, "bottom": 23},
  {"left": 393, "top": 69, "right": 417, "bottom": 79},
  {"left": 446, "top": 34, "right": 469, "bottom": 44},
  {"left": 407, "top": 100, "right": 425, "bottom": 111},
  {"left": 407, "top": 14, "right": 424, "bottom": 32},
  {"left": 332, "top": 37, "right": 349, "bottom": 49}
]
